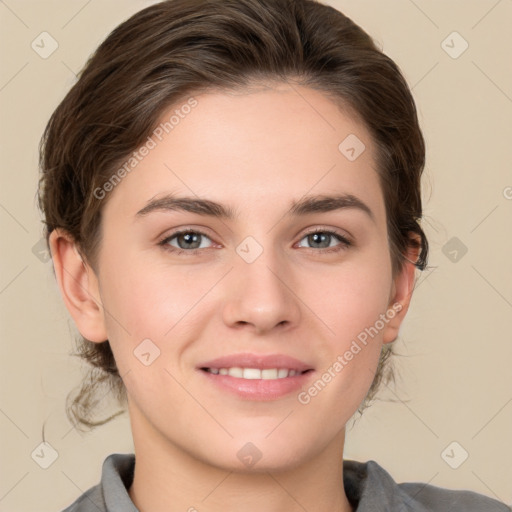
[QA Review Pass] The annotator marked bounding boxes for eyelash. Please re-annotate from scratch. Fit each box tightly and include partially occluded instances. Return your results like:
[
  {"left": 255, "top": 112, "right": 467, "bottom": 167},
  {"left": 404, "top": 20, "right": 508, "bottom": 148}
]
[{"left": 157, "top": 228, "right": 352, "bottom": 256}]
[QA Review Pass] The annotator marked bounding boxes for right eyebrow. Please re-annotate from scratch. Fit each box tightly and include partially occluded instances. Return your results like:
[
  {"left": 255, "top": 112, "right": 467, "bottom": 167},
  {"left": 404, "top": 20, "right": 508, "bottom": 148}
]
[{"left": 135, "top": 194, "right": 237, "bottom": 220}]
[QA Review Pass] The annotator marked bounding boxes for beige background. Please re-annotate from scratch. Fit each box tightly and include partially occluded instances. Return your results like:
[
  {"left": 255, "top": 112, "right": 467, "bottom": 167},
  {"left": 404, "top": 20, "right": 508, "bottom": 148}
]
[{"left": 0, "top": 0, "right": 511, "bottom": 510}]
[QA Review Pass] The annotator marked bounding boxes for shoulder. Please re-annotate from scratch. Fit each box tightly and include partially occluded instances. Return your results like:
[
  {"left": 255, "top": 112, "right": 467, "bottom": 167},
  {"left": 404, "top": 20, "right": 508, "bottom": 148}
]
[
  {"left": 60, "top": 453, "right": 136, "bottom": 512},
  {"left": 60, "top": 483, "right": 106, "bottom": 512},
  {"left": 343, "top": 459, "right": 510, "bottom": 511},
  {"left": 397, "top": 478, "right": 510, "bottom": 511}
]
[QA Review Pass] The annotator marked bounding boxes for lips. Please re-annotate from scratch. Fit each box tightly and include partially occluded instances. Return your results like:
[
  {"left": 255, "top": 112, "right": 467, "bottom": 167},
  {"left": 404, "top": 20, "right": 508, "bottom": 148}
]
[{"left": 196, "top": 353, "right": 315, "bottom": 400}]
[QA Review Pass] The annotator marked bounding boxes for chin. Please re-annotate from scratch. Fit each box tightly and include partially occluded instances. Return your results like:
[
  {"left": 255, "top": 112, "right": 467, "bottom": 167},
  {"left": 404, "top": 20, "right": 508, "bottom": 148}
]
[{"left": 202, "top": 430, "right": 317, "bottom": 474}]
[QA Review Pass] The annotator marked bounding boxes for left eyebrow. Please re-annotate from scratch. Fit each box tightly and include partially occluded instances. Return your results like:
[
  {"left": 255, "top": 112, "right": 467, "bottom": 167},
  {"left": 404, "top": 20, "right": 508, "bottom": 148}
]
[
  {"left": 135, "top": 192, "right": 375, "bottom": 223},
  {"left": 288, "top": 193, "right": 375, "bottom": 223}
]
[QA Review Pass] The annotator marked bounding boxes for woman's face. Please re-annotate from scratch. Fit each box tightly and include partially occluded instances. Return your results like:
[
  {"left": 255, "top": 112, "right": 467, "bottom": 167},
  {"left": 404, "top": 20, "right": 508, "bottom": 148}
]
[{"left": 87, "top": 83, "right": 407, "bottom": 470}]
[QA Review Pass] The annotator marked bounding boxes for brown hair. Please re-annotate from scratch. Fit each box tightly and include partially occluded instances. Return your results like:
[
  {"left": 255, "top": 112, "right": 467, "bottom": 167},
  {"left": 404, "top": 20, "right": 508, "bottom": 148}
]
[{"left": 38, "top": 0, "right": 429, "bottom": 430}]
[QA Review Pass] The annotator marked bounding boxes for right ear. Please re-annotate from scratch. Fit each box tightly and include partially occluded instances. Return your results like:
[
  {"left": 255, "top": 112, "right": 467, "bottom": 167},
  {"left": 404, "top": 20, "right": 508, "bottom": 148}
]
[{"left": 49, "top": 228, "right": 108, "bottom": 342}]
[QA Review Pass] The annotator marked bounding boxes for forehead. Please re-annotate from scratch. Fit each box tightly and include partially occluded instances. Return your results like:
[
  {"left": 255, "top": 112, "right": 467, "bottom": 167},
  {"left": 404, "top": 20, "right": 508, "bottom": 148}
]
[{"left": 102, "top": 83, "right": 386, "bottom": 224}]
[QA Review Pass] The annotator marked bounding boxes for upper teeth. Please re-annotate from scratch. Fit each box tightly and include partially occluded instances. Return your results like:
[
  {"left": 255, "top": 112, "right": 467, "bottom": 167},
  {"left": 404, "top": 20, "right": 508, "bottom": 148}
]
[{"left": 206, "top": 367, "right": 301, "bottom": 379}]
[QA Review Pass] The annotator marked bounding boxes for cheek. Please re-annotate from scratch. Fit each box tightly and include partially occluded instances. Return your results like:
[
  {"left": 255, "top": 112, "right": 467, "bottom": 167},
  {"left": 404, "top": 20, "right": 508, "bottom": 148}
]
[
  {"left": 299, "top": 256, "right": 392, "bottom": 400},
  {"left": 97, "top": 252, "right": 210, "bottom": 355},
  {"left": 97, "top": 260, "right": 211, "bottom": 409},
  {"left": 98, "top": 251, "right": 235, "bottom": 382},
  {"left": 307, "top": 256, "right": 392, "bottom": 343}
]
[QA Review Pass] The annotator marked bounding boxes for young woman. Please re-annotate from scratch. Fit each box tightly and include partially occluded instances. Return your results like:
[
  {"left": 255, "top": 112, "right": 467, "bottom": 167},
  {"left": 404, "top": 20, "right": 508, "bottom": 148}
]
[{"left": 38, "top": 0, "right": 510, "bottom": 510}]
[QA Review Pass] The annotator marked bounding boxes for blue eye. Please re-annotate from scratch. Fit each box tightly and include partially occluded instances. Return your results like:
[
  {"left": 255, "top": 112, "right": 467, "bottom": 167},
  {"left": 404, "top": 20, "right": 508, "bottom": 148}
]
[
  {"left": 297, "top": 230, "right": 351, "bottom": 252},
  {"left": 158, "top": 230, "right": 213, "bottom": 254}
]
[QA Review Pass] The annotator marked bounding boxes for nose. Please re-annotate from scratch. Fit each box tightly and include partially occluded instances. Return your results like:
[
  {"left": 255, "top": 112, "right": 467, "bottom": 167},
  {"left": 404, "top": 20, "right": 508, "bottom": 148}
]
[{"left": 221, "top": 248, "right": 301, "bottom": 335}]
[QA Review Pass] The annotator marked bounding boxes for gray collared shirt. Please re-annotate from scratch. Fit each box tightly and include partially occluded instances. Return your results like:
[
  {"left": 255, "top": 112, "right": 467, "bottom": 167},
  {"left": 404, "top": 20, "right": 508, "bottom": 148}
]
[{"left": 61, "top": 453, "right": 510, "bottom": 511}]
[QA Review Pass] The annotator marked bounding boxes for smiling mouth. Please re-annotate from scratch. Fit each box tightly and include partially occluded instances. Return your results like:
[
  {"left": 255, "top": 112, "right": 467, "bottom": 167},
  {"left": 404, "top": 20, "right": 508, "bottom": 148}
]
[{"left": 200, "top": 367, "right": 313, "bottom": 380}]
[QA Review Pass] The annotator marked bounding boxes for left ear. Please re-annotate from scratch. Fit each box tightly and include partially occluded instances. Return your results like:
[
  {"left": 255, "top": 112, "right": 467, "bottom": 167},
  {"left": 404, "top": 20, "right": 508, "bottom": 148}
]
[{"left": 382, "top": 233, "right": 421, "bottom": 344}]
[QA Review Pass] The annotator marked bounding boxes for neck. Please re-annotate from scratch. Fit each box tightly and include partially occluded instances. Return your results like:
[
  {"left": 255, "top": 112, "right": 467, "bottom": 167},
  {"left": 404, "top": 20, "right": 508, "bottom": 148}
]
[{"left": 127, "top": 410, "right": 354, "bottom": 512}]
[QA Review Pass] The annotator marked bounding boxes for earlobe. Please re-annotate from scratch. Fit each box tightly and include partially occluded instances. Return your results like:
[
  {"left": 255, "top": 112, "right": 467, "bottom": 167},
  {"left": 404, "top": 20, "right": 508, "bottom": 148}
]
[
  {"left": 49, "top": 229, "right": 108, "bottom": 343},
  {"left": 382, "top": 236, "right": 421, "bottom": 344}
]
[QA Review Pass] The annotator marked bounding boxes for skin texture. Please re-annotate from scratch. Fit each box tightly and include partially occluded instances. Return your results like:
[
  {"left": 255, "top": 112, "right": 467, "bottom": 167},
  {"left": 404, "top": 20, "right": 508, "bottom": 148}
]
[{"left": 50, "top": 83, "right": 418, "bottom": 512}]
